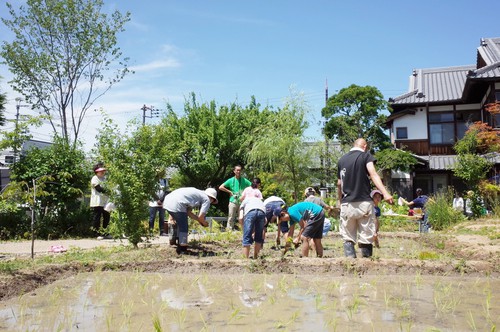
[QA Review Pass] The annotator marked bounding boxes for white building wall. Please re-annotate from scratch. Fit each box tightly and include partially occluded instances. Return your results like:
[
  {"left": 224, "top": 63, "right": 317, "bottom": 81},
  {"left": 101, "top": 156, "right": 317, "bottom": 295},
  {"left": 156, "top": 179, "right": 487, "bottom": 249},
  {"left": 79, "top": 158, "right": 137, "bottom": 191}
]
[{"left": 392, "top": 109, "right": 428, "bottom": 140}]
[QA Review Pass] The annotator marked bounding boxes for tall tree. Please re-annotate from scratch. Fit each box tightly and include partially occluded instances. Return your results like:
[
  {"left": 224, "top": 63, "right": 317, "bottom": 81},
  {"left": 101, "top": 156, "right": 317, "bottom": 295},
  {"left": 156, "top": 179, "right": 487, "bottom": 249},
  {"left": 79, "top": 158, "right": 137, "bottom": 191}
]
[
  {"left": 162, "top": 93, "right": 267, "bottom": 190},
  {"left": 95, "top": 115, "right": 174, "bottom": 247},
  {"left": 1, "top": 0, "right": 132, "bottom": 146},
  {"left": 246, "top": 91, "right": 310, "bottom": 202},
  {"left": 322, "top": 84, "right": 390, "bottom": 150}
]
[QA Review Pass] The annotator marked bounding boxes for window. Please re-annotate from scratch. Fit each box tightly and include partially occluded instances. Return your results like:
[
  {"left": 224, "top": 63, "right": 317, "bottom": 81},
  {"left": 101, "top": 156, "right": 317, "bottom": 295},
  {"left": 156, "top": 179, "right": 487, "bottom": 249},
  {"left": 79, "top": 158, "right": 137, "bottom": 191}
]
[
  {"left": 429, "top": 112, "right": 454, "bottom": 144},
  {"left": 396, "top": 127, "right": 408, "bottom": 139},
  {"left": 494, "top": 91, "right": 500, "bottom": 128},
  {"left": 4, "top": 156, "right": 15, "bottom": 164},
  {"left": 456, "top": 110, "right": 481, "bottom": 139}
]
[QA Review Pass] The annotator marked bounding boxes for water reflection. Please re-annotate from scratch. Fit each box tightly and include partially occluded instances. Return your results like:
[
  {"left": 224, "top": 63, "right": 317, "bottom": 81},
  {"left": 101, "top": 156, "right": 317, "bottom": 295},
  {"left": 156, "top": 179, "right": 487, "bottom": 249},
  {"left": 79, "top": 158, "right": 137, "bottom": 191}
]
[{"left": 0, "top": 272, "right": 498, "bottom": 331}]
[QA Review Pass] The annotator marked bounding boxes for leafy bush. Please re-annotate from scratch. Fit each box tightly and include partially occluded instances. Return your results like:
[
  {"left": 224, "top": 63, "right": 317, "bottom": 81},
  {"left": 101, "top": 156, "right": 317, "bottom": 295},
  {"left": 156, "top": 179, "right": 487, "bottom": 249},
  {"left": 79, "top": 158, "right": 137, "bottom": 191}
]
[{"left": 426, "top": 189, "right": 467, "bottom": 231}]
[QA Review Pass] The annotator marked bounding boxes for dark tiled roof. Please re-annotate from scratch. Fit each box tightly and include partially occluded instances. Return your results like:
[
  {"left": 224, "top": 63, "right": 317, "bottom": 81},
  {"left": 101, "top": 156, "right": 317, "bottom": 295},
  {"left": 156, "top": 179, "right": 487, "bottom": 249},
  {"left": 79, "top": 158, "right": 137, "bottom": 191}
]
[
  {"left": 415, "top": 153, "right": 500, "bottom": 170},
  {"left": 415, "top": 155, "right": 458, "bottom": 170},
  {"left": 390, "top": 66, "right": 475, "bottom": 105},
  {"left": 390, "top": 37, "right": 500, "bottom": 106}
]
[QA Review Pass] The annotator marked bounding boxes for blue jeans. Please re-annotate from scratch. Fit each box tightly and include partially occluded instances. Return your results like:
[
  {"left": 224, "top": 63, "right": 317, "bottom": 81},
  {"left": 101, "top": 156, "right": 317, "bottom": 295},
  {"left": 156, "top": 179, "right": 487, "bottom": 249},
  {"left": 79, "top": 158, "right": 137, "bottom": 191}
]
[
  {"left": 242, "top": 209, "right": 265, "bottom": 246},
  {"left": 149, "top": 206, "right": 165, "bottom": 233},
  {"left": 167, "top": 211, "right": 189, "bottom": 245}
]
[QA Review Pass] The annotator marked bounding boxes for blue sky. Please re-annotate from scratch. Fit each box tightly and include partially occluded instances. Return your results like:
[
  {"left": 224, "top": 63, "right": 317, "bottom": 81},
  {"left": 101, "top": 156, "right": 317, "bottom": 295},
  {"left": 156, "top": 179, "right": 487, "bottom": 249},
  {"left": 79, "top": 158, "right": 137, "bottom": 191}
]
[{"left": 2, "top": 0, "right": 500, "bottom": 150}]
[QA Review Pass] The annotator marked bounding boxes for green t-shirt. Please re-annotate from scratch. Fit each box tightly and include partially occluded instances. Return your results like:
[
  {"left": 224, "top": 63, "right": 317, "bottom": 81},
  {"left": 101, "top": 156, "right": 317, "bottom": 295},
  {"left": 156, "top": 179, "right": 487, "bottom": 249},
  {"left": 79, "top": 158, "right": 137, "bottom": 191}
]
[{"left": 223, "top": 176, "right": 251, "bottom": 204}]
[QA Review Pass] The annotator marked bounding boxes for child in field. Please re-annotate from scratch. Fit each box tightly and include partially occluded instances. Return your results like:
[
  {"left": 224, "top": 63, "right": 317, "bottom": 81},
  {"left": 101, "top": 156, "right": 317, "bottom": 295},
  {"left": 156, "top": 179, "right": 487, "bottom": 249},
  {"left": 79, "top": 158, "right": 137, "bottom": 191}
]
[
  {"left": 370, "top": 189, "right": 382, "bottom": 248},
  {"left": 240, "top": 177, "right": 263, "bottom": 202}
]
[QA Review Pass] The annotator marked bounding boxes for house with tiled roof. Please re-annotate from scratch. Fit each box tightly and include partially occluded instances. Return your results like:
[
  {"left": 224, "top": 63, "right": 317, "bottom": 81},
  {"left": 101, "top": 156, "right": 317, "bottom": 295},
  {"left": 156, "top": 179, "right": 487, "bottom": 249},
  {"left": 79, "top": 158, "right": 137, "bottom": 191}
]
[{"left": 386, "top": 37, "right": 500, "bottom": 197}]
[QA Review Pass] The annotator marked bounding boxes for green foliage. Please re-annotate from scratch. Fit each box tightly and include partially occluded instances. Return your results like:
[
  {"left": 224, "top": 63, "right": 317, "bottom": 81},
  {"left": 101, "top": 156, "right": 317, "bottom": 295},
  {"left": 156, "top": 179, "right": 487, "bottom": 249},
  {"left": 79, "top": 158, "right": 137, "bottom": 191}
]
[
  {"left": 426, "top": 189, "right": 467, "bottom": 231},
  {"left": 321, "top": 84, "right": 390, "bottom": 150},
  {"left": 1, "top": 137, "right": 89, "bottom": 239},
  {"left": 95, "top": 116, "right": 173, "bottom": 247},
  {"left": 451, "top": 154, "right": 492, "bottom": 188},
  {"left": 1, "top": 0, "right": 132, "bottom": 145},
  {"left": 479, "top": 180, "right": 500, "bottom": 218},
  {"left": 375, "top": 148, "right": 418, "bottom": 172},
  {"left": 246, "top": 90, "right": 310, "bottom": 202},
  {"left": 162, "top": 94, "right": 269, "bottom": 190},
  {"left": 256, "top": 172, "right": 293, "bottom": 204}
]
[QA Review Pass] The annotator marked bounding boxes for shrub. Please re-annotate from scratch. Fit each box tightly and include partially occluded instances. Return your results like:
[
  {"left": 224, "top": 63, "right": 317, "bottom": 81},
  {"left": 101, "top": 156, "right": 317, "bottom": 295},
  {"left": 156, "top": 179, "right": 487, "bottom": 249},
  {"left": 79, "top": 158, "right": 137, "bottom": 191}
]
[{"left": 426, "top": 189, "right": 467, "bottom": 231}]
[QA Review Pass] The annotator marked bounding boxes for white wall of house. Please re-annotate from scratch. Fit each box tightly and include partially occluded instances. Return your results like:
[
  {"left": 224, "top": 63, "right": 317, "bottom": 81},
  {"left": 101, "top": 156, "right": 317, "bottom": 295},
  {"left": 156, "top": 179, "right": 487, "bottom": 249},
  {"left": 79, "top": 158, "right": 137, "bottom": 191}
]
[{"left": 392, "top": 108, "right": 428, "bottom": 140}]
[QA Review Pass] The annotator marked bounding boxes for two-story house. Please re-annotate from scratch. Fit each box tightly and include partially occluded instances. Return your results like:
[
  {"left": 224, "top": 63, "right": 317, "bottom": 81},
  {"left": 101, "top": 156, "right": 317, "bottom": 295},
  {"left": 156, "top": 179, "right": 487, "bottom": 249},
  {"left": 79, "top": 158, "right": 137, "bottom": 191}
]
[{"left": 386, "top": 37, "right": 500, "bottom": 198}]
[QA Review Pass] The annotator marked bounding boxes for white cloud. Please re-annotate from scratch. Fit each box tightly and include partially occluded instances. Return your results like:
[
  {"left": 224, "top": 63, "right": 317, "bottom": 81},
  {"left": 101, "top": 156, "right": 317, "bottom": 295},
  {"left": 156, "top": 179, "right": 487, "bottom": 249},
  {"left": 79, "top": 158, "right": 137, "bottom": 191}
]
[{"left": 130, "top": 58, "right": 181, "bottom": 72}]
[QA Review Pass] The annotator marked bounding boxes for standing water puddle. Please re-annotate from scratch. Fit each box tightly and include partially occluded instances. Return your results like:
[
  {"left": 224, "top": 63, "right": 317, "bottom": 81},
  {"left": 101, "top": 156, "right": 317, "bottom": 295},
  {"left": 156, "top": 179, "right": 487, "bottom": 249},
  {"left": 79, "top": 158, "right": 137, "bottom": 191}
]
[{"left": 0, "top": 272, "right": 498, "bottom": 331}]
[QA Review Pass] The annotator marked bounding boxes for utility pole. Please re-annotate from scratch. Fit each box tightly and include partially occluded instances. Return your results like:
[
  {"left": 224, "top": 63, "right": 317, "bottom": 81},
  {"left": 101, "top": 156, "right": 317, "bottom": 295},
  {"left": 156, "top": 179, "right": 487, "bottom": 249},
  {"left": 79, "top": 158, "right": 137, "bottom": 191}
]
[
  {"left": 141, "top": 104, "right": 160, "bottom": 125},
  {"left": 323, "top": 79, "right": 330, "bottom": 190},
  {"left": 14, "top": 98, "right": 29, "bottom": 163}
]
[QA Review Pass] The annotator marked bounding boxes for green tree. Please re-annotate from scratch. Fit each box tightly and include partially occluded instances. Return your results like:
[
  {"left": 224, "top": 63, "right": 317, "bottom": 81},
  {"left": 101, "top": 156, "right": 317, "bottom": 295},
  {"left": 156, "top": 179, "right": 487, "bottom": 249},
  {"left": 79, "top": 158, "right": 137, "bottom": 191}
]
[
  {"left": 375, "top": 148, "right": 418, "bottom": 173},
  {"left": 453, "top": 123, "right": 493, "bottom": 189},
  {"left": 246, "top": 91, "right": 310, "bottom": 202},
  {"left": 1, "top": 0, "right": 132, "bottom": 146},
  {"left": 162, "top": 94, "right": 268, "bottom": 190},
  {"left": 3, "top": 137, "right": 89, "bottom": 238},
  {"left": 321, "top": 84, "right": 390, "bottom": 150},
  {"left": 95, "top": 116, "right": 175, "bottom": 247}
]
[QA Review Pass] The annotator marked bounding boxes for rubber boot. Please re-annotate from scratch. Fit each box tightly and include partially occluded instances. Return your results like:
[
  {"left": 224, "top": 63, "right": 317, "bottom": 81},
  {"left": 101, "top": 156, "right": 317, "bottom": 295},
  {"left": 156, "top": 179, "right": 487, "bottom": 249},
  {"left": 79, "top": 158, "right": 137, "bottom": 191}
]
[
  {"left": 169, "top": 224, "right": 178, "bottom": 245},
  {"left": 359, "top": 243, "right": 373, "bottom": 258},
  {"left": 343, "top": 241, "right": 357, "bottom": 258}
]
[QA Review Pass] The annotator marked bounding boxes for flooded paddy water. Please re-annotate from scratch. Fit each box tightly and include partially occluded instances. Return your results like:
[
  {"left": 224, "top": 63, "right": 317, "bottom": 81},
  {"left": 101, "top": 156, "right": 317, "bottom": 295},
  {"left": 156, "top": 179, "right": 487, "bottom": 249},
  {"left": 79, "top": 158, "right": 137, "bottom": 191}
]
[{"left": 0, "top": 271, "right": 498, "bottom": 331}]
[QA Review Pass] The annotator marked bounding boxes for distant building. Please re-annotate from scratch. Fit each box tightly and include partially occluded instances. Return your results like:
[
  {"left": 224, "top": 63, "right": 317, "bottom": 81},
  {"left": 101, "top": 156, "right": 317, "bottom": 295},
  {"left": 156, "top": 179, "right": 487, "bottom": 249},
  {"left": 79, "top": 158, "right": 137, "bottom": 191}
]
[
  {"left": 0, "top": 139, "right": 52, "bottom": 192},
  {"left": 386, "top": 37, "right": 500, "bottom": 197}
]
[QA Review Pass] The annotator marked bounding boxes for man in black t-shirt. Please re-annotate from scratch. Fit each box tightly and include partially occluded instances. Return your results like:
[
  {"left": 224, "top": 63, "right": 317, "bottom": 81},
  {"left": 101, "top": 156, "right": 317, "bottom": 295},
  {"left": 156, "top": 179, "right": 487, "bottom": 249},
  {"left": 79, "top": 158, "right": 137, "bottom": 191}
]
[{"left": 337, "top": 138, "right": 393, "bottom": 258}]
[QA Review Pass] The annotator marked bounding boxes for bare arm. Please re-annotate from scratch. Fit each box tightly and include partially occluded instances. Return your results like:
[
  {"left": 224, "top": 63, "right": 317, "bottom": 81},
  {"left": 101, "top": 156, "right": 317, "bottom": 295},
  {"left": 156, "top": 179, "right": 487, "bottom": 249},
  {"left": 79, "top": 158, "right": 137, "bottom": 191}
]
[
  {"left": 187, "top": 208, "right": 208, "bottom": 227},
  {"left": 218, "top": 183, "right": 233, "bottom": 196},
  {"left": 337, "top": 179, "right": 342, "bottom": 207},
  {"left": 366, "top": 162, "right": 394, "bottom": 204}
]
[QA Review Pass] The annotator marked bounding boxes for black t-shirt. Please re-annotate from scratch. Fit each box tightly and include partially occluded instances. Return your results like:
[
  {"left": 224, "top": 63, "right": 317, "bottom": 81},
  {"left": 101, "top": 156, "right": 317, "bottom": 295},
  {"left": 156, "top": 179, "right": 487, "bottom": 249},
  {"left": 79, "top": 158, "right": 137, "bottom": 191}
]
[{"left": 337, "top": 149, "right": 375, "bottom": 203}]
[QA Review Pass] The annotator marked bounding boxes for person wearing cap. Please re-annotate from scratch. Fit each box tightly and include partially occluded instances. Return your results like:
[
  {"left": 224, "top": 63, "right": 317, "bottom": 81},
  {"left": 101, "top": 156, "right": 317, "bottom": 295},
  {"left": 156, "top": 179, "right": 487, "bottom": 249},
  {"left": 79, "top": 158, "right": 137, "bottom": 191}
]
[
  {"left": 402, "top": 188, "right": 430, "bottom": 232},
  {"left": 219, "top": 165, "right": 252, "bottom": 231},
  {"left": 370, "top": 189, "right": 383, "bottom": 248},
  {"left": 238, "top": 197, "right": 266, "bottom": 258},
  {"left": 304, "top": 186, "right": 335, "bottom": 216},
  {"left": 337, "top": 138, "right": 393, "bottom": 258},
  {"left": 163, "top": 187, "right": 218, "bottom": 254},
  {"left": 90, "top": 163, "right": 111, "bottom": 239},
  {"left": 401, "top": 188, "right": 428, "bottom": 210}
]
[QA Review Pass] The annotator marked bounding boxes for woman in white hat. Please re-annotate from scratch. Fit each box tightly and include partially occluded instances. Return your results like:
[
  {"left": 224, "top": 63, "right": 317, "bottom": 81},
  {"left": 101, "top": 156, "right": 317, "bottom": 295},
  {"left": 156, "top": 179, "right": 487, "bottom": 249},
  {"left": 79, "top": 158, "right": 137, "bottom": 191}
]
[
  {"left": 163, "top": 187, "right": 218, "bottom": 254},
  {"left": 90, "top": 163, "right": 110, "bottom": 239}
]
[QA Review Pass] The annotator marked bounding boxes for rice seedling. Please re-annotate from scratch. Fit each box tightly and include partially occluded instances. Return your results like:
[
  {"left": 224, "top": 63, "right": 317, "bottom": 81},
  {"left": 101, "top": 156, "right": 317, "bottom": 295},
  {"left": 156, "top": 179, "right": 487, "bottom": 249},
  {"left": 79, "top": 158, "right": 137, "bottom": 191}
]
[
  {"left": 228, "top": 307, "right": 243, "bottom": 323},
  {"left": 152, "top": 314, "right": 162, "bottom": 332},
  {"left": 105, "top": 313, "right": 114, "bottom": 332},
  {"left": 120, "top": 300, "right": 135, "bottom": 326},
  {"left": 275, "top": 310, "right": 299, "bottom": 329},
  {"left": 315, "top": 294, "right": 328, "bottom": 311},
  {"left": 483, "top": 288, "right": 492, "bottom": 319},
  {"left": 433, "top": 282, "right": 461, "bottom": 316},
  {"left": 467, "top": 310, "right": 478, "bottom": 331},
  {"left": 173, "top": 308, "right": 187, "bottom": 328}
]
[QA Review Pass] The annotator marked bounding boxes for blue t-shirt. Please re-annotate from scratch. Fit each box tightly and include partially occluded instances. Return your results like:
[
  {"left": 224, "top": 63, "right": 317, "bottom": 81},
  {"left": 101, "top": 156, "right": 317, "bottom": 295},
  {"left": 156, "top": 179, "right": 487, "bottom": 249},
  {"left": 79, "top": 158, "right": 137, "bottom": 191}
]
[
  {"left": 287, "top": 201, "right": 324, "bottom": 225},
  {"left": 374, "top": 206, "right": 381, "bottom": 217},
  {"left": 412, "top": 195, "right": 428, "bottom": 209}
]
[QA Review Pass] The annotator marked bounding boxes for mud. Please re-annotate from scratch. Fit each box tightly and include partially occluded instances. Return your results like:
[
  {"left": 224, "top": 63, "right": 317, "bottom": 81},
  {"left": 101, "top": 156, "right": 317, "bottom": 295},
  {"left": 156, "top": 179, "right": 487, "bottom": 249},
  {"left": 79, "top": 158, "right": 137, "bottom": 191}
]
[{"left": 1, "top": 223, "right": 499, "bottom": 303}]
